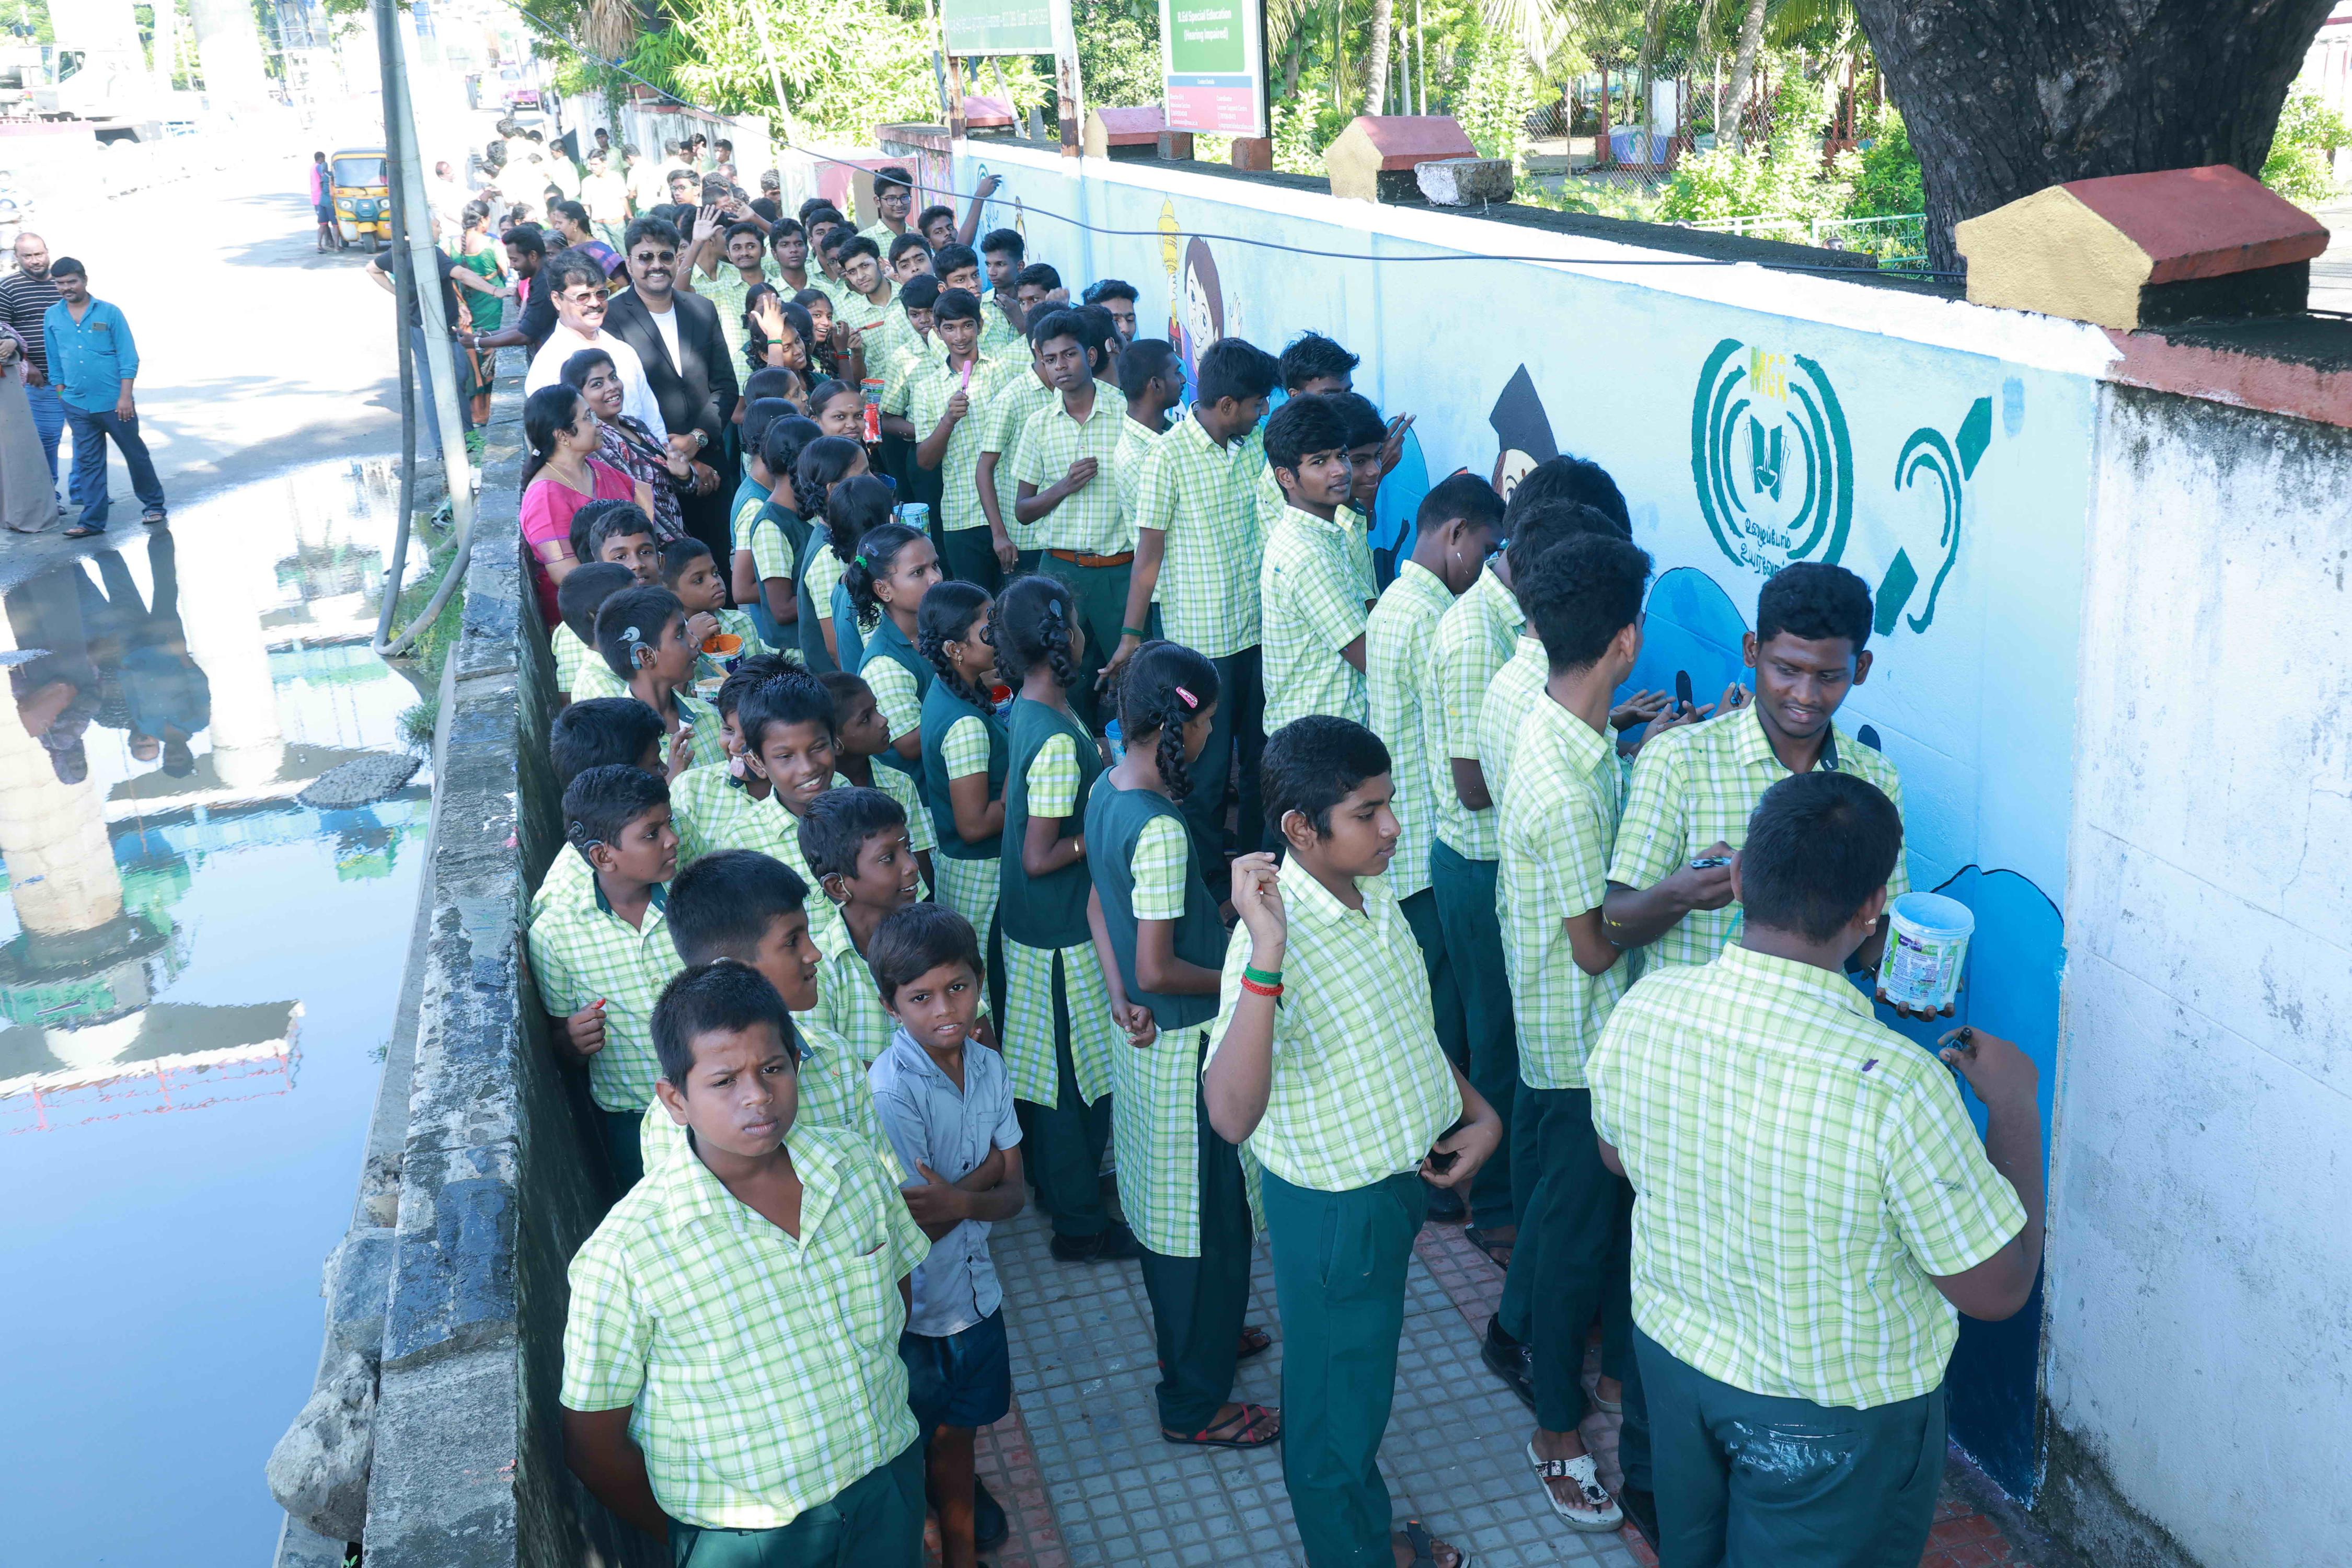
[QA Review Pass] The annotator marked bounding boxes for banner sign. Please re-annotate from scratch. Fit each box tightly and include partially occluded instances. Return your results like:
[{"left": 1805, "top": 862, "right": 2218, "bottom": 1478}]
[
  {"left": 1160, "top": 0, "right": 1268, "bottom": 137},
  {"left": 943, "top": 0, "right": 1054, "bottom": 56}
]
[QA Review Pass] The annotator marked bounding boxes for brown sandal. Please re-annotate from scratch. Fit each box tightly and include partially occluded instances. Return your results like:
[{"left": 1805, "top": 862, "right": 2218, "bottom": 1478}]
[
  {"left": 1237, "top": 1325, "right": 1272, "bottom": 1359},
  {"left": 1163, "top": 1402, "right": 1279, "bottom": 1448}
]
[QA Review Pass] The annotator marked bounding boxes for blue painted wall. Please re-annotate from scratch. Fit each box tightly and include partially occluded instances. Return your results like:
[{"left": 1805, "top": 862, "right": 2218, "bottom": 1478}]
[{"left": 957, "top": 146, "right": 2095, "bottom": 1498}]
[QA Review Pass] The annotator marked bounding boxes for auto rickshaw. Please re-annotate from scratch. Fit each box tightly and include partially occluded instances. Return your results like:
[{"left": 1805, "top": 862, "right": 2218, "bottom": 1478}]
[{"left": 329, "top": 147, "right": 391, "bottom": 251}]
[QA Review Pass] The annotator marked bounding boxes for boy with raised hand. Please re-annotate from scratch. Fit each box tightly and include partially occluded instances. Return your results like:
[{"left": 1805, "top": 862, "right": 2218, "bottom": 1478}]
[
  {"left": 1494, "top": 535, "right": 1654, "bottom": 1535},
  {"left": 557, "top": 562, "right": 638, "bottom": 705},
  {"left": 559, "top": 962, "right": 931, "bottom": 1564},
  {"left": 830, "top": 236, "right": 897, "bottom": 381},
  {"left": 972, "top": 324, "right": 1057, "bottom": 578},
  {"left": 1202, "top": 717, "right": 1498, "bottom": 1568},
  {"left": 528, "top": 764, "right": 684, "bottom": 1189},
  {"left": 800, "top": 785, "right": 927, "bottom": 1065},
  {"left": 1258, "top": 394, "right": 1370, "bottom": 732},
  {"left": 866, "top": 902, "right": 1028, "bottom": 1568},
  {"left": 1603, "top": 562, "right": 1915, "bottom": 990},
  {"left": 1012, "top": 307, "right": 1129, "bottom": 725},
  {"left": 1588, "top": 772, "right": 2042, "bottom": 1565},
  {"left": 1362, "top": 475, "right": 1504, "bottom": 1220},
  {"left": 1111, "top": 337, "right": 1282, "bottom": 872},
  {"left": 640, "top": 848, "right": 894, "bottom": 1177},
  {"left": 888, "top": 287, "right": 1007, "bottom": 590}
]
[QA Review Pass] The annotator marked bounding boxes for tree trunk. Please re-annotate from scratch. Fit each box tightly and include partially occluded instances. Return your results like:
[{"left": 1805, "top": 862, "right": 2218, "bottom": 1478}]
[
  {"left": 1723, "top": 0, "right": 1767, "bottom": 152},
  {"left": 1851, "top": 0, "right": 2339, "bottom": 274},
  {"left": 1364, "top": 0, "right": 1393, "bottom": 116}
]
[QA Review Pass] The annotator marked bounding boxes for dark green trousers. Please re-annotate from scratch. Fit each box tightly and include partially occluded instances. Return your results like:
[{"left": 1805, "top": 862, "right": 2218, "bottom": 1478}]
[
  {"left": 1634, "top": 1327, "right": 1945, "bottom": 1568},
  {"left": 1494, "top": 1087, "right": 1633, "bottom": 1432},
  {"left": 1397, "top": 886, "right": 1468, "bottom": 1075},
  {"left": 1135, "top": 1079, "right": 1253, "bottom": 1432},
  {"left": 1428, "top": 839, "right": 1515, "bottom": 1229},
  {"left": 939, "top": 527, "right": 1002, "bottom": 593},
  {"left": 1263, "top": 1168, "right": 1426, "bottom": 1568},
  {"left": 1185, "top": 643, "right": 1265, "bottom": 877},
  {"left": 1037, "top": 554, "right": 1130, "bottom": 733},
  {"left": 666, "top": 1439, "right": 925, "bottom": 1565},
  {"left": 1023, "top": 950, "right": 1113, "bottom": 1239},
  {"left": 602, "top": 1108, "right": 645, "bottom": 1192}
]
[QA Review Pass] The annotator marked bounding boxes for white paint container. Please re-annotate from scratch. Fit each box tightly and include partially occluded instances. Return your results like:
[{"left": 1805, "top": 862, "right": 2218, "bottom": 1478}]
[{"left": 1878, "top": 892, "right": 1973, "bottom": 1012}]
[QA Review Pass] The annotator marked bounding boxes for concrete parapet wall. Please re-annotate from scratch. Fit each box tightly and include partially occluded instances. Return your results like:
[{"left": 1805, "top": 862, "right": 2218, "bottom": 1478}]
[{"left": 361, "top": 439, "right": 652, "bottom": 1568}]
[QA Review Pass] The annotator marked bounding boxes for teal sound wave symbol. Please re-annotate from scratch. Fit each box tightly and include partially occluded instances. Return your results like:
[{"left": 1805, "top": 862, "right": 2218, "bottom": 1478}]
[{"left": 1881, "top": 396, "right": 1992, "bottom": 636}]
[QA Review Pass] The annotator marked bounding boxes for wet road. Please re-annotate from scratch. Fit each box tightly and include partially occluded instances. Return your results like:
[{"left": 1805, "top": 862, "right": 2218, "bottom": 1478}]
[{"left": 1, "top": 185, "right": 429, "bottom": 1561}]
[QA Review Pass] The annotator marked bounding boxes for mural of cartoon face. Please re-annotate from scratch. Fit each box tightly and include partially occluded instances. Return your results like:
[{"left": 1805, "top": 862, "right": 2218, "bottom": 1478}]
[{"left": 1181, "top": 237, "right": 1224, "bottom": 379}]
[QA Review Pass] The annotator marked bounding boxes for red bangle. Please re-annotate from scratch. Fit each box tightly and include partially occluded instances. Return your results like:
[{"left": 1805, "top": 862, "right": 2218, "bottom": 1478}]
[{"left": 1239, "top": 976, "right": 1282, "bottom": 999}]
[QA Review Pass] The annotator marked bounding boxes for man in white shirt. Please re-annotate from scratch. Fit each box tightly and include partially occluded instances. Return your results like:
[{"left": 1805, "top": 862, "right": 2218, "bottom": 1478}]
[
  {"left": 523, "top": 250, "right": 667, "bottom": 440},
  {"left": 428, "top": 161, "right": 470, "bottom": 238}
]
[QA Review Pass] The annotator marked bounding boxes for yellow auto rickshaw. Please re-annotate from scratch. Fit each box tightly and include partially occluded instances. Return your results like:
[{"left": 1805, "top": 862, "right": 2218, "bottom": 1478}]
[{"left": 330, "top": 147, "right": 392, "bottom": 251}]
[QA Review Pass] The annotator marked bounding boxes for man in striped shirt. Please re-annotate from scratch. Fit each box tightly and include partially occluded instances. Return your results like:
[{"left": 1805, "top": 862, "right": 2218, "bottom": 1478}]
[{"left": 0, "top": 232, "right": 64, "bottom": 502}]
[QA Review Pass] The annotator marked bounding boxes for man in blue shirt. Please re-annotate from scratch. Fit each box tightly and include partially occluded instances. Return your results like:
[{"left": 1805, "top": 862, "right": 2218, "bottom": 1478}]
[{"left": 43, "top": 256, "right": 165, "bottom": 537}]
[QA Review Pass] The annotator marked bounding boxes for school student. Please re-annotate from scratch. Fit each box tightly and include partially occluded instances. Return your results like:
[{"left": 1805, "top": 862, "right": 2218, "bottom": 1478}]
[
  {"left": 556, "top": 562, "right": 636, "bottom": 705},
  {"left": 1475, "top": 502, "right": 1631, "bottom": 810},
  {"left": 1258, "top": 394, "right": 1370, "bottom": 731},
  {"left": 977, "top": 229, "right": 1028, "bottom": 354},
  {"left": 1588, "top": 772, "right": 2042, "bottom": 1566},
  {"left": 1081, "top": 276, "right": 1140, "bottom": 345},
  {"left": 1603, "top": 562, "right": 1913, "bottom": 981},
  {"left": 866, "top": 903, "right": 1028, "bottom": 1568},
  {"left": 791, "top": 436, "right": 873, "bottom": 673},
  {"left": 579, "top": 498, "right": 664, "bottom": 587},
  {"left": 661, "top": 537, "right": 773, "bottom": 685},
  {"left": 597, "top": 586, "right": 730, "bottom": 773},
  {"left": 1484, "top": 535, "right": 1656, "bottom": 1531},
  {"left": 1113, "top": 338, "right": 1282, "bottom": 874},
  {"left": 1113, "top": 338, "right": 1182, "bottom": 512},
  {"left": 996, "top": 574, "right": 1128, "bottom": 1260},
  {"left": 727, "top": 395, "right": 788, "bottom": 592},
  {"left": 1327, "top": 391, "right": 1390, "bottom": 604},
  {"left": 1084, "top": 642, "right": 1278, "bottom": 1450},
  {"left": 1012, "top": 308, "right": 1130, "bottom": 727},
  {"left": 1200, "top": 717, "right": 1498, "bottom": 1568},
  {"left": 736, "top": 409, "right": 815, "bottom": 646},
  {"left": 667, "top": 656, "right": 800, "bottom": 866},
  {"left": 536, "top": 697, "right": 670, "bottom": 923},
  {"left": 846, "top": 521, "right": 943, "bottom": 783},
  {"left": 917, "top": 581, "right": 1008, "bottom": 955},
  {"left": 1363, "top": 475, "right": 1504, "bottom": 1218},
  {"left": 680, "top": 672, "right": 842, "bottom": 933},
  {"left": 973, "top": 332, "right": 1055, "bottom": 578},
  {"left": 559, "top": 962, "right": 931, "bottom": 1563},
  {"left": 801, "top": 786, "right": 926, "bottom": 1065},
  {"left": 639, "top": 848, "right": 893, "bottom": 1175},
  {"left": 889, "top": 288, "right": 1007, "bottom": 590},
  {"left": 819, "top": 668, "right": 936, "bottom": 891},
  {"left": 528, "top": 765, "right": 684, "bottom": 1189}
]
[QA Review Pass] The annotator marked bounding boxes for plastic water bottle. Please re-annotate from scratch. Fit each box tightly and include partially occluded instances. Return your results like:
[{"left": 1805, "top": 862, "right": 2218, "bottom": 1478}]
[{"left": 1105, "top": 718, "right": 1125, "bottom": 760}]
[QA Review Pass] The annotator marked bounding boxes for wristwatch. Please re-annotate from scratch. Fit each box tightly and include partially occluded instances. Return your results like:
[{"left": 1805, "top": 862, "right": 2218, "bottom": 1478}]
[{"left": 691, "top": 429, "right": 708, "bottom": 449}]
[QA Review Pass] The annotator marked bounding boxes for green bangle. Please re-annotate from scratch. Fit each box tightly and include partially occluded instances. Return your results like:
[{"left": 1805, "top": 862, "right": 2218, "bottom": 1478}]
[
  {"left": 1122, "top": 625, "right": 1150, "bottom": 639},
  {"left": 1242, "top": 963, "right": 1282, "bottom": 986}
]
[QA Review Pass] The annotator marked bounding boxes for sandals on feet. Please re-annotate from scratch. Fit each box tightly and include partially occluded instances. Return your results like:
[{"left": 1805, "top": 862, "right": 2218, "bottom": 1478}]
[
  {"left": 1236, "top": 1325, "right": 1272, "bottom": 1360},
  {"left": 1401, "top": 1517, "right": 1470, "bottom": 1567},
  {"left": 1525, "top": 1442, "right": 1623, "bottom": 1532},
  {"left": 1162, "top": 1402, "right": 1279, "bottom": 1449},
  {"left": 1463, "top": 1225, "right": 1514, "bottom": 1270}
]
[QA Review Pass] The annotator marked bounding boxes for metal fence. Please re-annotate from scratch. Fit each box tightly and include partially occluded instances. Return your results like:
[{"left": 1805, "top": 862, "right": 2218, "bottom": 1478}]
[{"left": 1681, "top": 210, "right": 1928, "bottom": 269}]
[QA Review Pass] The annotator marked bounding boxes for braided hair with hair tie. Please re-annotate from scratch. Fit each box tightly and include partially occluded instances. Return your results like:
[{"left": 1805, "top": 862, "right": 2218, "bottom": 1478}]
[
  {"left": 917, "top": 580, "right": 995, "bottom": 712},
  {"left": 843, "top": 522, "right": 926, "bottom": 630},
  {"left": 1116, "top": 640, "right": 1221, "bottom": 802},
  {"left": 993, "top": 573, "right": 1080, "bottom": 691}
]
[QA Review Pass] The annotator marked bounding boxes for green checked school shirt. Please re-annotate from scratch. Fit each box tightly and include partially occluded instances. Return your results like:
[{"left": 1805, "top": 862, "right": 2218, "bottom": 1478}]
[
  {"left": 1475, "top": 635, "right": 1548, "bottom": 808},
  {"left": 742, "top": 500, "right": 797, "bottom": 594},
  {"left": 1586, "top": 946, "right": 2025, "bottom": 1408},
  {"left": 835, "top": 281, "right": 897, "bottom": 344},
  {"left": 1112, "top": 415, "right": 1162, "bottom": 521},
  {"left": 885, "top": 352, "right": 1006, "bottom": 534},
  {"left": 1011, "top": 381, "right": 1131, "bottom": 556},
  {"left": 1204, "top": 858, "right": 1459, "bottom": 1193},
  {"left": 1608, "top": 705, "right": 1911, "bottom": 972},
  {"left": 528, "top": 877, "right": 682, "bottom": 1113},
  {"left": 983, "top": 372, "right": 1056, "bottom": 550},
  {"left": 809, "top": 918, "right": 895, "bottom": 1068},
  {"left": 1129, "top": 414, "right": 1269, "bottom": 659},
  {"left": 1364, "top": 562, "right": 1456, "bottom": 900},
  {"left": 668, "top": 769, "right": 851, "bottom": 949},
  {"left": 1254, "top": 464, "right": 1375, "bottom": 605},
  {"left": 1427, "top": 566, "right": 1523, "bottom": 861},
  {"left": 1498, "top": 698, "right": 1630, "bottom": 1090},
  {"left": 554, "top": 623, "right": 618, "bottom": 699},
  {"left": 1259, "top": 504, "right": 1370, "bottom": 731},
  {"left": 704, "top": 261, "right": 780, "bottom": 364},
  {"left": 560, "top": 1122, "right": 929, "bottom": 1529}
]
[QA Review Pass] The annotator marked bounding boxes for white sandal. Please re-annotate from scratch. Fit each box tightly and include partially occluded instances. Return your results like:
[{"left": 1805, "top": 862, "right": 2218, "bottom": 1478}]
[{"left": 1525, "top": 1440, "right": 1624, "bottom": 1532}]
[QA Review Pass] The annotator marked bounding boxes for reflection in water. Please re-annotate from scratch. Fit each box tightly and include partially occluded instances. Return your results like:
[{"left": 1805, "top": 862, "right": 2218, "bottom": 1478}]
[{"left": 0, "top": 458, "right": 431, "bottom": 1565}]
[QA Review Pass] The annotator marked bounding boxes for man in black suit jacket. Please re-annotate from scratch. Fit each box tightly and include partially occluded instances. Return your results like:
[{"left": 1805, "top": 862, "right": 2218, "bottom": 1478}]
[{"left": 605, "top": 213, "right": 742, "bottom": 564}]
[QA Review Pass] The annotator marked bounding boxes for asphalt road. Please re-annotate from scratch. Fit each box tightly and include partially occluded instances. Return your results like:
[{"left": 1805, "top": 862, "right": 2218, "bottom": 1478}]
[{"left": 5, "top": 147, "right": 412, "bottom": 591}]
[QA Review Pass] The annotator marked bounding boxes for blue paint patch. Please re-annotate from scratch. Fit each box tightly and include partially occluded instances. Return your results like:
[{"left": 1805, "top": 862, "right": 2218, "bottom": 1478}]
[
  {"left": 1624, "top": 566, "right": 1752, "bottom": 728},
  {"left": 1373, "top": 428, "right": 1432, "bottom": 561}
]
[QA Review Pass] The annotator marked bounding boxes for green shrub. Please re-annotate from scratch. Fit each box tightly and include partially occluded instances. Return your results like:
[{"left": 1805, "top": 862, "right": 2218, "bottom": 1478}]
[{"left": 2263, "top": 89, "right": 2350, "bottom": 206}]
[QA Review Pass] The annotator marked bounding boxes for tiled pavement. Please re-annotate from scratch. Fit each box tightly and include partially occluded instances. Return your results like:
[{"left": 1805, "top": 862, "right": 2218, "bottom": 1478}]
[{"left": 950, "top": 1196, "right": 2043, "bottom": 1568}]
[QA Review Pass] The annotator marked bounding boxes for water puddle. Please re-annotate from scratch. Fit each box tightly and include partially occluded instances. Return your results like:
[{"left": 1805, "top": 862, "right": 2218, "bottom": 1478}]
[{"left": 0, "top": 456, "right": 431, "bottom": 1564}]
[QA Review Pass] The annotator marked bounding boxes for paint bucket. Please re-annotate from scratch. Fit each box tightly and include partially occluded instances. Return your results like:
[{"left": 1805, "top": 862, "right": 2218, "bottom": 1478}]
[{"left": 1877, "top": 892, "right": 1973, "bottom": 1013}]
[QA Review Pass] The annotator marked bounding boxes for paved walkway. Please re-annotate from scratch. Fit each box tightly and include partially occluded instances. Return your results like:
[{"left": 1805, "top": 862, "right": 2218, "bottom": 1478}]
[{"left": 950, "top": 1188, "right": 2050, "bottom": 1567}]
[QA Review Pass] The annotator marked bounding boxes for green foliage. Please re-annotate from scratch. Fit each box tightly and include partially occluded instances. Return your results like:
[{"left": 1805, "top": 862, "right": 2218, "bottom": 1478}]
[
  {"left": 1656, "top": 75, "right": 1846, "bottom": 227},
  {"left": 0, "top": 0, "right": 50, "bottom": 44},
  {"left": 2262, "top": 89, "right": 2349, "bottom": 207},
  {"left": 1075, "top": 0, "right": 1162, "bottom": 111},
  {"left": 606, "top": 0, "right": 947, "bottom": 142},
  {"left": 1457, "top": 33, "right": 1537, "bottom": 163},
  {"left": 1844, "top": 102, "right": 1919, "bottom": 220}
]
